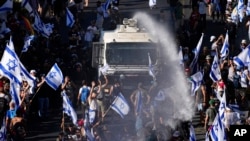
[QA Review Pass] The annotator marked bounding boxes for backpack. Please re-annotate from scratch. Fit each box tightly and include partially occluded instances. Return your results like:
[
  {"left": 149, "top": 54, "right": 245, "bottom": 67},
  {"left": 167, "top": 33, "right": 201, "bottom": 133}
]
[
  {"left": 0, "top": 96, "right": 7, "bottom": 114},
  {"left": 81, "top": 87, "right": 90, "bottom": 102},
  {"left": 11, "top": 121, "right": 26, "bottom": 138}
]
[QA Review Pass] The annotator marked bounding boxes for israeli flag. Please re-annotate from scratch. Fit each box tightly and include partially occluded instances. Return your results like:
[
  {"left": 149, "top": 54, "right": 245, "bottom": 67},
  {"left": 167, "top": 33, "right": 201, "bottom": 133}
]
[
  {"left": 0, "top": 118, "right": 6, "bottom": 141},
  {"left": 111, "top": 92, "right": 130, "bottom": 118},
  {"left": 22, "top": 35, "right": 34, "bottom": 53},
  {"left": 66, "top": 8, "right": 75, "bottom": 28},
  {"left": 209, "top": 114, "right": 227, "bottom": 141},
  {"left": 21, "top": 0, "right": 33, "bottom": 15},
  {"left": 0, "top": 0, "right": 13, "bottom": 13},
  {"left": 237, "top": 0, "right": 245, "bottom": 22},
  {"left": 33, "top": 12, "right": 53, "bottom": 38},
  {"left": 45, "top": 63, "right": 63, "bottom": 90},
  {"left": 209, "top": 54, "right": 221, "bottom": 82},
  {"left": 9, "top": 81, "right": 21, "bottom": 108},
  {"left": 102, "top": 0, "right": 111, "bottom": 18},
  {"left": 7, "top": 37, "right": 36, "bottom": 87},
  {"left": 233, "top": 45, "right": 250, "bottom": 67},
  {"left": 219, "top": 89, "right": 226, "bottom": 122},
  {"left": 220, "top": 31, "right": 229, "bottom": 60},
  {"left": 189, "top": 71, "right": 203, "bottom": 96},
  {"left": 62, "top": 91, "right": 77, "bottom": 125},
  {"left": 148, "top": 53, "right": 156, "bottom": 81},
  {"left": 228, "top": 104, "right": 249, "bottom": 119},
  {"left": 189, "top": 123, "right": 196, "bottom": 141},
  {"left": 189, "top": 33, "right": 204, "bottom": 74},
  {"left": 0, "top": 43, "right": 23, "bottom": 84}
]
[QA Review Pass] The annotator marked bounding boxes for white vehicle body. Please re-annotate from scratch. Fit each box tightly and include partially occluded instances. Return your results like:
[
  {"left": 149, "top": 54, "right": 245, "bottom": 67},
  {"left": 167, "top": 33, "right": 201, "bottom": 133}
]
[{"left": 92, "top": 18, "right": 162, "bottom": 89}]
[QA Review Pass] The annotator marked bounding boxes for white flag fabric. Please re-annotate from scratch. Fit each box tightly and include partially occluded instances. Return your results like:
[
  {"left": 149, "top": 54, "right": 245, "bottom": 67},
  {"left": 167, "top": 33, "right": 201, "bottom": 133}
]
[
  {"left": 149, "top": 0, "right": 156, "bottom": 8},
  {"left": 219, "top": 89, "right": 226, "bottom": 123},
  {"left": 209, "top": 114, "right": 227, "bottom": 141},
  {"left": 22, "top": 35, "right": 34, "bottom": 53},
  {"left": 209, "top": 54, "right": 221, "bottom": 82},
  {"left": 247, "top": 1, "right": 250, "bottom": 16},
  {"left": 9, "top": 81, "right": 21, "bottom": 107},
  {"left": 0, "top": 0, "right": 13, "bottom": 13},
  {"left": 220, "top": 31, "right": 229, "bottom": 60},
  {"left": 45, "top": 63, "right": 63, "bottom": 90},
  {"left": 21, "top": 0, "right": 33, "bottom": 15},
  {"left": 62, "top": 91, "right": 77, "bottom": 125},
  {"left": 66, "top": 7, "right": 75, "bottom": 28},
  {"left": 205, "top": 132, "right": 210, "bottom": 141},
  {"left": 189, "top": 71, "right": 203, "bottom": 96},
  {"left": 0, "top": 118, "right": 6, "bottom": 141},
  {"left": 111, "top": 92, "right": 130, "bottom": 118},
  {"left": 233, "top": 45, "right": 250, "bottom": 67},
  {"left": 7, "top": 37, "right": 36, "bottom": 87},
  {"left": 189, "top": 33, "right": 204, "bottom": 74},
  {"left": 148, "top": 53, "right": 156, "bottom": 81},
  {"left": 0, "top": 43, "right": 23, "bottom": 84},
  {"left": 231, "top": 7, "right": 239, "bottom": 24},
  {"left": 189, "top": 123, "right": 196, "bottom": 141},
  {"left": 237, "top": 0, "right": 245, "bottom": 22},
  {"left": 100, "top": 64, "right": 110, "bottom": 75},
  {"left": 228, "top": 104, "right": 249, "bottom": 119},
  {"left": 33, "top": 12, "right": 53, "bottom": 38}
]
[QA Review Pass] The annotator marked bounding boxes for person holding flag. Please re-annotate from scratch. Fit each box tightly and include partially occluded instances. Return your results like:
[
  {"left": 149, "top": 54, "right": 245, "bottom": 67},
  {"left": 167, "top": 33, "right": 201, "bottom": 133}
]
[{"left": 130, "top": 82, "right": 150, "bottom": 117}]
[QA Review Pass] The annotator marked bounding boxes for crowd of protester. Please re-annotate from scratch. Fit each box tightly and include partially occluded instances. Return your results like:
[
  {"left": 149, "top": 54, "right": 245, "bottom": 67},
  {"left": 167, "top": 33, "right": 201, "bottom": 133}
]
[{"left": 0, "top": 0, "right": 250, "bottom": 141}]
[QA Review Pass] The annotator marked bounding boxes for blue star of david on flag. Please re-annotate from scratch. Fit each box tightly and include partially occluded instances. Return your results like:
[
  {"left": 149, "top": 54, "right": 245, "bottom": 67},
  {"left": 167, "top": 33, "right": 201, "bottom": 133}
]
[
  {"left": 6, "top": 59, "right": 17, "bottom": 71},
  {"left": 49, "top": 72, "right": 56, "bottom": 79},
  {"left": 111, "top": 92, "right": 130, "bottom": 118},
  {"left": 213, "top": 62, "right": 218, "bottom": 70},
  {"left": 45, "top": 63, "right": 63, "bottom": 90}
]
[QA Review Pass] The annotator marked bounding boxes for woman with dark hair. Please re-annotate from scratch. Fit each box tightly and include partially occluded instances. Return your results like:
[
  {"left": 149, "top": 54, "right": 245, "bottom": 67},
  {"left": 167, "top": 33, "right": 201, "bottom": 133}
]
[{"left": 9, "top": 108, "right": 27, "bottom": 141}]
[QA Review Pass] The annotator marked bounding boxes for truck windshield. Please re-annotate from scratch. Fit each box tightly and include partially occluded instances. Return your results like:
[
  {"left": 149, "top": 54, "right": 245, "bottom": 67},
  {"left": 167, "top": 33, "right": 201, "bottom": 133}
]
[{"left": 106, "top": 42, "right": 157, "bottom": 65}]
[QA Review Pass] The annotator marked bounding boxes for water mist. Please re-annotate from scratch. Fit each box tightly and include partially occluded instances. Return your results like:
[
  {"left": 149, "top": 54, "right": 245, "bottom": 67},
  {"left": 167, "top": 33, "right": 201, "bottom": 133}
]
[{"left": 133, "top": 11, "right": 196, "bottom": 137}]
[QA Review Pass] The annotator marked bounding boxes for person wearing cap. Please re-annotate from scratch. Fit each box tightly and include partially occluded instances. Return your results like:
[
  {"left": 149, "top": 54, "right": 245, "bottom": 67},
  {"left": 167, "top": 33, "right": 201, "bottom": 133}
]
[
  {"left": 210, "top": 34, "right": 224, "bottom": 57},
  {"left": 204, "top": 99, "right": 217, "bottom": 130},
  {"left": 28, "top": 69, "right": 39, "bottom": 104}
]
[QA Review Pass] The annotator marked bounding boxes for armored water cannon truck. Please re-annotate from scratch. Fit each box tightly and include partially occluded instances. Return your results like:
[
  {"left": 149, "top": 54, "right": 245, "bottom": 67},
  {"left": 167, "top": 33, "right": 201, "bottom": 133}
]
[{"left": 92, "top": 18, "right": 162, "bottom": 91}]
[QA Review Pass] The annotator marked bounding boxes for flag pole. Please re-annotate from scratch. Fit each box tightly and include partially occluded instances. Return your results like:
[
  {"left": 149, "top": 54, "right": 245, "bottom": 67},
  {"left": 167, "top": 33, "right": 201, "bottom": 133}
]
[
  {"left": 103, "top": 96, "right": 118, "bottom": 118},
  {"left": 29, "top": 82, "right": 44, "bottom": 104}
]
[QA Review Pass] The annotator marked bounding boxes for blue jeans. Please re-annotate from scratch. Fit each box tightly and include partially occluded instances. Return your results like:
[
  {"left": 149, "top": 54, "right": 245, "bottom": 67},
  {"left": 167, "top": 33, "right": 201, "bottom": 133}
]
[{"left": 38, "top": 97, "right": 49, "bottom": 117}]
